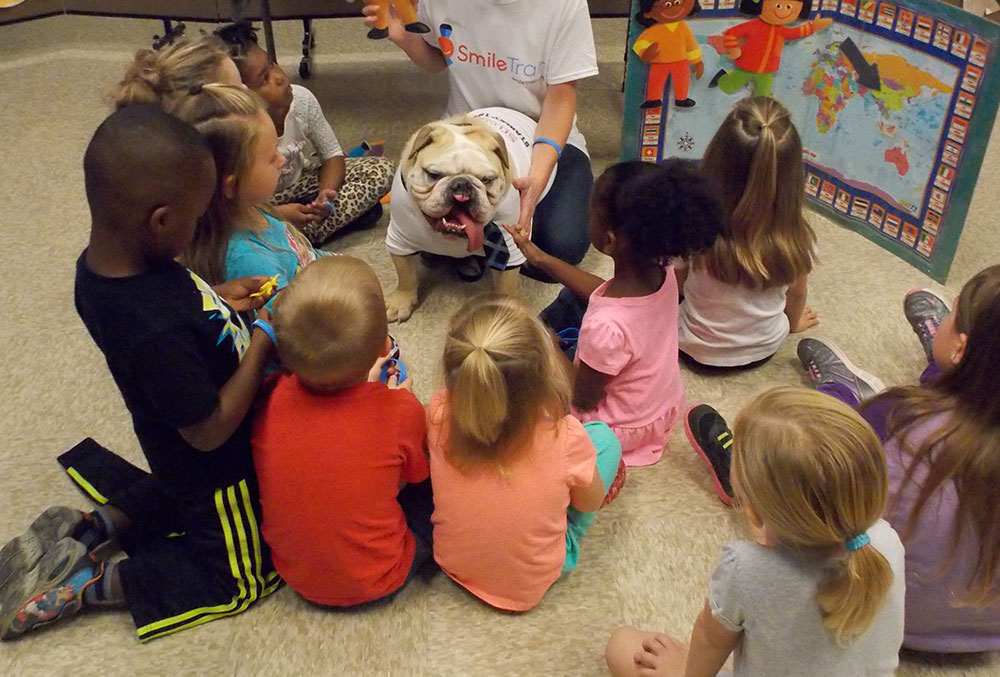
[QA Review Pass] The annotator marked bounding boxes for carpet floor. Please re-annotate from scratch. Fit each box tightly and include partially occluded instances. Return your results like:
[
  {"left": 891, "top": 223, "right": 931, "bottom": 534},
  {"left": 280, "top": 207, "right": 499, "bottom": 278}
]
[{"left": 0, "top": 13, "right": 998, "bottom": 677}]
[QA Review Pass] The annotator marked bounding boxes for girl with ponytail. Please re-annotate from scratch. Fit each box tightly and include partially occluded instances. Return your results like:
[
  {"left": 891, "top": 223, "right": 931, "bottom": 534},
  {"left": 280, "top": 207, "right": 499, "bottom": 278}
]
[
  {"left": 677, "top": 96, "right": 819, "bottom": 369},
  {"left": 607, "top": 387, "right": 904, "bottom": 676},
  {"left": 427, "top": 294, "right": 622, "bottom": 612},
  {"left": 112, "top": 37, "right": 242, "bottom": 112}
]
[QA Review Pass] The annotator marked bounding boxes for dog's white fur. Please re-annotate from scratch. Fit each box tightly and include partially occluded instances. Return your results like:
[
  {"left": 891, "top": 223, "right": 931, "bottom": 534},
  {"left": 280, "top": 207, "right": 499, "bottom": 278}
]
[{"left": 386, "top": 115, "right": 521, "bottom": 322}]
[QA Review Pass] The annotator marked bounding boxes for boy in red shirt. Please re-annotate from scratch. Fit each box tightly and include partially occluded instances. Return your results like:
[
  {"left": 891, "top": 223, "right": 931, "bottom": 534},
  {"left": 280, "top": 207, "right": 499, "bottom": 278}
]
[{"left": 252, "top": 255, "right": 432, "bottom": 607}]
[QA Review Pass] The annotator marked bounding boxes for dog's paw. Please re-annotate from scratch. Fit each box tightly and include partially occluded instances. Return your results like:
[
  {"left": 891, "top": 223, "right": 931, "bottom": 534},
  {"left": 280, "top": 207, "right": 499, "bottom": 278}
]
[{"left": 386, "top": 290, "right": 418, "bottom": 323}]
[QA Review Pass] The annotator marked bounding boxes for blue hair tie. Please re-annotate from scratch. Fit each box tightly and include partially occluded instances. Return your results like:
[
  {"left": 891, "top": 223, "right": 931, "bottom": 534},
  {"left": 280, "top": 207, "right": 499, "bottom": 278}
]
[{"left": 844, "top": 533, "right": 870, "bottom": 551}]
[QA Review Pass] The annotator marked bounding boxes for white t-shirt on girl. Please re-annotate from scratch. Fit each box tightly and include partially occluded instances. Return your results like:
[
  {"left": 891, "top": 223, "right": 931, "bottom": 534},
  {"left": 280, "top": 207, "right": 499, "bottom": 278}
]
[
  {"left": 276, "top": 84, "right": 344, "bottom": 194},
  {"left": 710, "top": 519, "right": 905, "bottom": 676},
  {"left": 677, "top": 263, "right": 790, "bottom": 367},
  {"left": 416, "top": 0, "right": 599, "bottom": 154}
]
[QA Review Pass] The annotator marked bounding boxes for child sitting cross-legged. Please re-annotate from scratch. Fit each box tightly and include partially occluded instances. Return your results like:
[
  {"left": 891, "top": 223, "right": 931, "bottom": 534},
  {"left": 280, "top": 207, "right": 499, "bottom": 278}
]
[
  {"left": 0, "top": 105, "right": 279, "bottom": 641},
  {"left": 215, "top": 22, "right": 395, "bottom": 247},
  {"left": 428, "top": 294, "right": 622, "bottom": 612},
  {"left": 252, "top": 255, "right": 433, "bottom": 608}
]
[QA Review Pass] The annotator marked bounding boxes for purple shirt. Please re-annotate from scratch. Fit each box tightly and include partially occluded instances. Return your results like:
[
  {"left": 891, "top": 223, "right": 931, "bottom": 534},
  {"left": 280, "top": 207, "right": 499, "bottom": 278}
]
[{"left": 884, "top": 413, "right": 1000, "bottom": 652}]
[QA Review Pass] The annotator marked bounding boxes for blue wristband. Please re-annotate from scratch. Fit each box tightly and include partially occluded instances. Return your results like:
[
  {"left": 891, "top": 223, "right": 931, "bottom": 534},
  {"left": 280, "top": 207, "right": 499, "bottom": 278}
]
[
  {"left": 533, "top": 137, "right": 563, "bottom": 158},
  {"left": 252, "top": 318, "right": 276, "bottom": 345}
]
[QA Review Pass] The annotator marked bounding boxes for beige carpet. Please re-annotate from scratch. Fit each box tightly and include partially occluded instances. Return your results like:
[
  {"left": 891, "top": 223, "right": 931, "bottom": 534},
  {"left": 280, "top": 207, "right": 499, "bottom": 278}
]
[{"left": 1, "top": 13, "right": 998, "bottom": 677}]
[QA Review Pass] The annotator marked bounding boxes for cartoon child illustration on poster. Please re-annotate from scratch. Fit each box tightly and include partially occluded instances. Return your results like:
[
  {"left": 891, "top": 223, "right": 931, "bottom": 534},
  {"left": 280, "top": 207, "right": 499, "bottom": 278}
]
[
  {"left": 366, "top": 0, "right": 430, "bottom": 39},
  {"left": 632, "top": 0, "right": 705, "bottom": 109},
  {"left": 709, "top": 0, "right": 833, "bottom": 96}
]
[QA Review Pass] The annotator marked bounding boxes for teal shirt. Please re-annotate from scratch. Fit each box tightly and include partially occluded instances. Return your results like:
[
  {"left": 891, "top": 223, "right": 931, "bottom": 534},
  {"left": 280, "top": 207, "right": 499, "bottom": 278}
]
[{"left": 224, "top": 211, "right": 328, "bottom": 298}]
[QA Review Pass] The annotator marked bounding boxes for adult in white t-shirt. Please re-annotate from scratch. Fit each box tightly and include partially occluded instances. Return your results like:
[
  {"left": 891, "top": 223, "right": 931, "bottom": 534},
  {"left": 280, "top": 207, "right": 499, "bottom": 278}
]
[{"left": 363, "top": 0, "right": 600, "bottom": 273}]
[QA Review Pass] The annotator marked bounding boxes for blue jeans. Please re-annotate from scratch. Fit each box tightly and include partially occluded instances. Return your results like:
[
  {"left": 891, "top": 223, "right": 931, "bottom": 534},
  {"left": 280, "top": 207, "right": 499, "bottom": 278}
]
[{"left": 532, "top": 144, "right": 593, "bottom": 265}]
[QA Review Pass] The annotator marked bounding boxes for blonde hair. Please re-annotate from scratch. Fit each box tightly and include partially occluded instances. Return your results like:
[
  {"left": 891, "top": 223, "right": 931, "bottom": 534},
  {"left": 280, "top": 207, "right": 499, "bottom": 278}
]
[
  {"left": 272, "top": 256, "right": 388, "bottom": 387},
  {"left": 442, "top": 294, "right": 571, "bottom": 470},
  {"left": 113, "top": 37, "right": 231, "bottom": 113},
  {"left": 695, "top": 97, "right": 816, "bottom": 289},
  {"left": 172, "top": 84, "right": 309, "bottom": 285},
  {"left": 732, "top": 387, "right": 893, "bottom": 645}
]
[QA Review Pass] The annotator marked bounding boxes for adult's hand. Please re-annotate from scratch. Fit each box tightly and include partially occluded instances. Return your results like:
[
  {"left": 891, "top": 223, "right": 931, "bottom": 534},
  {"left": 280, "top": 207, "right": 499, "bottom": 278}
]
[
  {"left": 362, "top": 0, "right": 417, "bottom": 44},
  {"left": 513, "top": 174, "right": 547, "bottom": 235}
]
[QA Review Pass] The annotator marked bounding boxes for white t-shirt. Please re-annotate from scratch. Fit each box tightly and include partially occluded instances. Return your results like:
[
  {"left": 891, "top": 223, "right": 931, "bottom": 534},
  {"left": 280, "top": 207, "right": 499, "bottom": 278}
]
[
  {"left": 677, "top": 263, "right": 790, "bottom": 367},
  {"left": 417, "top": 0, "right": 599, "bottom": 154},
  {"left": 276, "top": 84, "right": 344, "bottom": 193},
  {"left": 710, "top": 519, "right": 905, "bottom": 676},
  {"left": 386, "top": 108, "right": 554, "bottom": 266}
]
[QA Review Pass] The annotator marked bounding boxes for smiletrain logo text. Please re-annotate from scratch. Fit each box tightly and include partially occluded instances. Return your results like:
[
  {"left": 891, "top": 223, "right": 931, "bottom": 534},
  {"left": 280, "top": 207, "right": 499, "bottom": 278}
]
[{"left": 437, "top": 23, "right": 545, "bottom": 78}]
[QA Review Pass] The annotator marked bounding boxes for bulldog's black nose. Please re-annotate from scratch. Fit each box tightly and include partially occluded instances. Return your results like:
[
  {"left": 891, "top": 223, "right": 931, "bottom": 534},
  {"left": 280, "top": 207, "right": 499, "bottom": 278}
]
[{"left": 450, "top": 178, "right": 472, "bottom": 203}]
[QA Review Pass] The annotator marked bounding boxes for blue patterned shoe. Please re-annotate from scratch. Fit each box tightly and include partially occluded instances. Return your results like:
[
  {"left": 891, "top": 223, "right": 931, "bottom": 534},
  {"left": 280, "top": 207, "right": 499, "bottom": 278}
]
[{"left": 0, "top": 538, "right": 101, "bottom": 640}]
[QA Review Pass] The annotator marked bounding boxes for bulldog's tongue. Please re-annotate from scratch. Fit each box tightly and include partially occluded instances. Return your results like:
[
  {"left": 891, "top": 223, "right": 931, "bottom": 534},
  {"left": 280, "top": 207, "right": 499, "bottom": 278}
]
[{"left": 452, "top": 208, "right": 484, "bottom": 253}]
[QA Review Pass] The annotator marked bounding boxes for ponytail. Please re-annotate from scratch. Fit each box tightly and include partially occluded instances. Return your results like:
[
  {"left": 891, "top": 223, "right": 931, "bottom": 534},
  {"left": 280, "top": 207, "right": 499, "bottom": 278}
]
[
  {"left": 450, "top": 346, "right": 510, "bottom": 447},
  {"left": 816, "top": 538, "right": 894, "bottom": 645},
  {"left": 442, "top": 294, "right": 571, "bottom": 470},
  {"left": 111, "top": 37, "right": 230, "bottom": 112},
  {"left": 732, "top": 387, "right": 893, "bottom": 645}
]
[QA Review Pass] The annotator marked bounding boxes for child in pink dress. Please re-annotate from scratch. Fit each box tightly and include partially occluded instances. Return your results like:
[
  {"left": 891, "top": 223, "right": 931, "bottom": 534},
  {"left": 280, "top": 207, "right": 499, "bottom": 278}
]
[{"left": 508, "top": 160, "right": 725, "bottom": 466}]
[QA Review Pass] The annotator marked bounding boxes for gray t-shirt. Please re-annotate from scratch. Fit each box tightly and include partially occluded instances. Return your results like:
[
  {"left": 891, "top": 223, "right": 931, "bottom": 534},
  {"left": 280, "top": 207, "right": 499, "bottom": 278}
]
[{"left": 710, "top": 519, "right": 905, "bottom": 676}]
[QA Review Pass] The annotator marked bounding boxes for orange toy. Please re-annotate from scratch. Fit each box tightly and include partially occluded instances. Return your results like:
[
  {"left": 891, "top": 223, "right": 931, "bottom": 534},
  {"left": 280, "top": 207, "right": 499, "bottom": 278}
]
[{"left": 367, "top": 0, "right": 430, "bottom": 40}]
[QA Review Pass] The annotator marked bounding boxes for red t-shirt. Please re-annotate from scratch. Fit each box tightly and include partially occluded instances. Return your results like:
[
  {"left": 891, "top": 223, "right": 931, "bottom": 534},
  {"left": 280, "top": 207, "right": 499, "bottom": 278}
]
[{"left": 252, "top": 377, "right": 429, "bottom": 606}]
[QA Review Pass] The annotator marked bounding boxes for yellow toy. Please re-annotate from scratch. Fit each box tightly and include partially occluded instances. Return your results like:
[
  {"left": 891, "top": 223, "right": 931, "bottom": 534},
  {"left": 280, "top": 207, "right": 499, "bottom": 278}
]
[
  {"left": 367, "top": 0, "right": 430, "bottom": 40},
  {"left": 249, "top": 274, "right": 280, "bottom": 299}
]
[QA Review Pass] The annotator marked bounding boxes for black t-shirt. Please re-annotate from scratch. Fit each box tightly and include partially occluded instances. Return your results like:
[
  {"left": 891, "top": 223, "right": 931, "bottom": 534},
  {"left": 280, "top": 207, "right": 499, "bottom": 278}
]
[{"left": 75, "top": 254, "right": 256, "bottom": 499}]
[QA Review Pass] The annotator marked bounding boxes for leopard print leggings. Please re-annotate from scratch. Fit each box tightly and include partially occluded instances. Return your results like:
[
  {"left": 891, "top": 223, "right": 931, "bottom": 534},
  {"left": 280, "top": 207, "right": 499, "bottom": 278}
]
[{"left": 271, "top": 156, "right": 395, "bottom": 246}]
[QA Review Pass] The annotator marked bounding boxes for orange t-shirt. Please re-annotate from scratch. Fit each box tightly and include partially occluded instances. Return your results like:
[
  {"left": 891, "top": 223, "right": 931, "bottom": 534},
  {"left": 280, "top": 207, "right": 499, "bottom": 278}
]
[
  {"left": 427, "top": 389, "right": 596, "bottom": 611},
  {"left": 252, "top": 377, "right": 429, "bottom": 606}
]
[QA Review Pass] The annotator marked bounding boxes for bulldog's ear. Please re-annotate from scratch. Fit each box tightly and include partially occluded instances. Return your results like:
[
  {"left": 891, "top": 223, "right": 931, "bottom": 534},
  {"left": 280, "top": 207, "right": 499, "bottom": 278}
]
[{"left": 401, "top": 124, "right": 442, "bottom": 177}]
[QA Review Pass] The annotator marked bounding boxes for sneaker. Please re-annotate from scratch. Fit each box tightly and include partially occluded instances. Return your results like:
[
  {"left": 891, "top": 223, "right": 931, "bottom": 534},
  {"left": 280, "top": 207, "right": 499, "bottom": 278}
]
[
  {"left": 708, "top": 69, "right": 727, "bottom": 88},
  {"left": 684, "top": 404, "right": 735, "bottom": 506},
  {"left": 600, "top": 459, "right": 627, "bottom": 508},
  {"left": 903, "top": 289, "right": 950, "bottom": 362},
  {"left": 797, "top": 338, "right": 886, "bottom": 403},
  {"left": 0, "top": 538, "right": 101, "bottom": 640},
  {"left": 0, "top": 507, "right": 85, "bottom": 601}
]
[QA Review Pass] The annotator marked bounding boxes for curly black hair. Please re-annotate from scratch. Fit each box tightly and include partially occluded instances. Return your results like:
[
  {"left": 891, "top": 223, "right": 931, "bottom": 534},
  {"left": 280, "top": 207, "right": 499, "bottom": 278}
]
[
  {"left": 592, "top": 160, "right": 724, "bottom": 265},
  {"left": 635, "top": 0, "right": 702, "bottom": 27},
  {"left": 213, "top": 21, "right": 259, "bottom": 59}
]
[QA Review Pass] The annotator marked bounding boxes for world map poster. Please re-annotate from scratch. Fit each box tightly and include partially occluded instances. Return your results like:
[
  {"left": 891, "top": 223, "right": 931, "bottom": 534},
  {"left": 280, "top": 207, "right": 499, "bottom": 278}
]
[{"left": 621, "top": 0, "right": 1000, "bottom": 282}]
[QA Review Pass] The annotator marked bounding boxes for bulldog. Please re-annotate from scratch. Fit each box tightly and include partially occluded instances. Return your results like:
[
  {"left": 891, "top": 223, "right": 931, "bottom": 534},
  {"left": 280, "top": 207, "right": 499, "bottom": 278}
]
[{"left": 384, "top": 107, "right": 555, "bottom": 322}]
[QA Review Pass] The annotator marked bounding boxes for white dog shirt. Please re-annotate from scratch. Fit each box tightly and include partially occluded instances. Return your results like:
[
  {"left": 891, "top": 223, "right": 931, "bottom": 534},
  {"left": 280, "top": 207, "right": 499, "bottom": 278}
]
[{"left": 386, "top": 108, "right": 555, "bottom": 267}]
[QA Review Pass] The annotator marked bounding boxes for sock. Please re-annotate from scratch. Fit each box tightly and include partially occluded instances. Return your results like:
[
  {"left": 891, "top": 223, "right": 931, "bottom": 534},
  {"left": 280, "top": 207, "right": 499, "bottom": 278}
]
[
  {"left": 73, "top": 508, "right": 114, "bottom": 549},
  {"left": 82, "top": 560, "right": 124, "bottom": 607}
]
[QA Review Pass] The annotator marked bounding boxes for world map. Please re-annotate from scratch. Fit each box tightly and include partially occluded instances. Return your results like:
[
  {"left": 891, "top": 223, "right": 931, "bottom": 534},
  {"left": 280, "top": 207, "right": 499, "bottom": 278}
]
[{"left": 659, "top": 19, "right": 959, "bottom": 216}]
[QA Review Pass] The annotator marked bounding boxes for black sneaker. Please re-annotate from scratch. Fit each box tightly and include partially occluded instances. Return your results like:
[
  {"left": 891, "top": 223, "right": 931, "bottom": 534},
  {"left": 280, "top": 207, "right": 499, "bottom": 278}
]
[
  {"left": 639, "top": 99, "right": 663, "bottom": 110},
  {"left": 675, "top": 98, "right": 696, "bottom": 108},
  {"left": 709, "top": 69, "right": 727, "bottom": 88},
  {"left": 903, "top": 288, "right": 950, "bottom": 362},
  {"left": 684, "top": 404, "right": 734, "bottom": 506},
  {"left": 797, "top": 338, "right": 885, "bottom": 403}
]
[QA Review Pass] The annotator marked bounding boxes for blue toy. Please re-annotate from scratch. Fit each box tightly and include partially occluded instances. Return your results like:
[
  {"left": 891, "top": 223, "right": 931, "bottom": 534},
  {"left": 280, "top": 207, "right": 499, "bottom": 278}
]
[{"left": 380, "top": 358, "right": 407, "bottom": 384}]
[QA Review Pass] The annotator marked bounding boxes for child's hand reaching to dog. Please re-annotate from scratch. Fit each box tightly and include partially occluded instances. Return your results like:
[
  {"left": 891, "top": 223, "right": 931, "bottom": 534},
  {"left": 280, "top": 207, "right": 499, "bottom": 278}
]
[{"left": 502, "top": 222, "right": 546, "bottom": 267}]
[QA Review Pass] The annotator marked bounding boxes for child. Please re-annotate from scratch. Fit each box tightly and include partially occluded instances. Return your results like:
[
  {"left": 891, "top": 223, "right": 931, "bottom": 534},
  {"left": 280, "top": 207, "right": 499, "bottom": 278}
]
[
  {"left": 676, "top": 96, "right": 818, "bottom": 369},
  {"left": 215, "top": 22, "right": 394, "bottom": 247},
  {"left": 606, "top": 387, "right": 905, "bottom": 675},
  {"left": 428, "top": 294, "right": 622, "bottom": 611},
  {"left": 171, "top": 83, "right": 328, "bottom": 289},
  {"left": 112, "top": 36, "right": 243, "bottom": 111},
  {"left": 796, "top": 266, "right": 1000, "bottom": 652},
  {"left": 0, "top": 105, "right": 279, "bottom": 641},
  {"left": 252, "top": 255, "right": 432, "bottom": 608},
  {"left": 507, "top": 160, "right": 724, "bottom": 466}
]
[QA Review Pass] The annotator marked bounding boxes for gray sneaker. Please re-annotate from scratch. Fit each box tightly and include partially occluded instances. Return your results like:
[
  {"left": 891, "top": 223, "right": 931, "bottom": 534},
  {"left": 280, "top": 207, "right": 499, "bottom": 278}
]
[
  {"left": 903, "top": 288, "right": 950, "bottom": 362},
  {"left": 0, "top": 507, "right": 84, "bottom": 603},
  {"left": 797, "top": 338, "right": 886, "bottom": 403}
]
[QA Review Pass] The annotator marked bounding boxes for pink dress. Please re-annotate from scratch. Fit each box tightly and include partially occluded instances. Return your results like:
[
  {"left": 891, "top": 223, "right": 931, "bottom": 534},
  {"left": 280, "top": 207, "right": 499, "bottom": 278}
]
[{"left": 571, "top": 266, "right": 684, "bottom": 466}]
